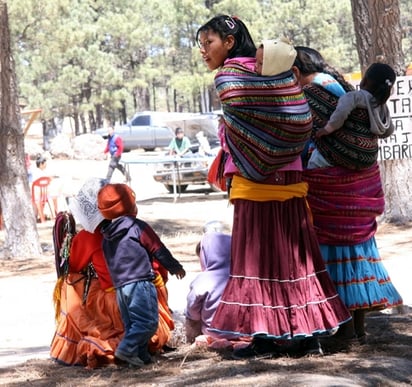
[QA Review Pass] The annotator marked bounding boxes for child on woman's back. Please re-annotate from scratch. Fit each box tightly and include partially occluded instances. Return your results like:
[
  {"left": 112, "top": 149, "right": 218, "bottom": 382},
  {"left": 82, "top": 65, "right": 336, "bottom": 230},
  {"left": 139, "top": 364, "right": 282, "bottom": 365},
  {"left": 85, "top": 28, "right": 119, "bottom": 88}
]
[
  {"left": 254, "top": 37, "right": 297, "bottom": 76},
  {"left": 212, "top": 36, "right": 298, "bottom": 189},
  {"left": 306, "top": 62, "right": 396, "bottom": 169},
  {"left": 97, "top": 183, "right": 185, "bottom": 367},
  {"left": 316, "top": 63, "right": 395, "bottom": 140}
]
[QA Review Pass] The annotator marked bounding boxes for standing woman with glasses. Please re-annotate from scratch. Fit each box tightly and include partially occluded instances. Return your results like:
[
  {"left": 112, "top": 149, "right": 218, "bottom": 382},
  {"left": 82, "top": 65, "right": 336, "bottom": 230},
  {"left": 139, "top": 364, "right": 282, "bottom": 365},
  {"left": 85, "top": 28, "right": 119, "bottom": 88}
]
[{"left": 196, "top": 14, "right": 351, "bottom": 359}]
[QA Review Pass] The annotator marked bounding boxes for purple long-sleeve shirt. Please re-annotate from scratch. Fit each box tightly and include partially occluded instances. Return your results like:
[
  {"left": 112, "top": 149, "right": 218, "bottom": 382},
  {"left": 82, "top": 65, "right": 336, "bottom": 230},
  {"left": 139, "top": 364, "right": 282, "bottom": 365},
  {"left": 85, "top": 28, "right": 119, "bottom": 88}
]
[{"left": 185, "top": 232, "right": 231, "bottom": 339}]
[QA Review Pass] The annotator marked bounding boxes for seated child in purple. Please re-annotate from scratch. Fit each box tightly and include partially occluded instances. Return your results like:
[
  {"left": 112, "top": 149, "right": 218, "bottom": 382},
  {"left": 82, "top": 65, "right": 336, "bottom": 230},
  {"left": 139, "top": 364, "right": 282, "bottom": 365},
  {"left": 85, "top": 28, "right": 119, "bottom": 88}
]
[{"left": 185, "top": 221, "right": 232, "bottom": 343}]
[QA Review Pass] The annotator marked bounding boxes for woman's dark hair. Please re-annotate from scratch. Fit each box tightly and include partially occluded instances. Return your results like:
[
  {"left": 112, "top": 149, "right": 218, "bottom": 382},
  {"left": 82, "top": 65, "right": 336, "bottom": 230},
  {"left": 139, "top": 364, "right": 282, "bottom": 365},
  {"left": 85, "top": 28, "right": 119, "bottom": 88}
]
[
  {"left": 362, "top": 63, "right": 396, "bottom": 106},
  {"left": 294, "top": 46, "right": 354, "bottom": 92},
  {"left": 195, "top": 241, "right": 201, "bottom": 257},
  {"left": 175, "top": 127, "right": 184, "bottom": 135},
  {"left": 36, "top": 154, "right": 47, "bottom": 168},
  {"left": 196, "top": 14, "right": 256, "bottom": 59}
]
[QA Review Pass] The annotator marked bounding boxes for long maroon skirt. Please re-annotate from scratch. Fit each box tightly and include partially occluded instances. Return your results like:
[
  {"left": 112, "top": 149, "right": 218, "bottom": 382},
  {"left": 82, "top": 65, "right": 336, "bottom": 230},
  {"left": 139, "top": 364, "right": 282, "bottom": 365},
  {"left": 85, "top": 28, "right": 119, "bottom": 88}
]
[{"left": 210, "top": 171, "right": 351, "bottom": 339}]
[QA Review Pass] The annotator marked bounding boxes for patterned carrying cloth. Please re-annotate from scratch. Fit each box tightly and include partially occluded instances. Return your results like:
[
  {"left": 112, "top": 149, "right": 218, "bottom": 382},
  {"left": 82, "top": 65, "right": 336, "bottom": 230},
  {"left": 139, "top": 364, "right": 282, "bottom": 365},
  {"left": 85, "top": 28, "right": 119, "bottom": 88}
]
[
  {"left": 303, "top": 83, "right": 379, "bottom": 170},
  {"left": 303, "top": 162, "right": 385, "bottom": 245},
  {"left": 303, "top": 163, "right": 403, "bottom": 311},
  {"left": 215, "top": 59, "right": 312, "bottom": 181}
]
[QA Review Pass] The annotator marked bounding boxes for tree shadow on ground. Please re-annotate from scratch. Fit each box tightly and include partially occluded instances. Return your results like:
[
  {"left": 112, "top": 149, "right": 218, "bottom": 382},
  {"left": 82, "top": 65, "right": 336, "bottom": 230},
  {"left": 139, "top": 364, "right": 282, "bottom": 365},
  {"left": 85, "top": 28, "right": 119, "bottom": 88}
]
[{"left": 1, "top": 311, "right": 411, "bottom": 387}]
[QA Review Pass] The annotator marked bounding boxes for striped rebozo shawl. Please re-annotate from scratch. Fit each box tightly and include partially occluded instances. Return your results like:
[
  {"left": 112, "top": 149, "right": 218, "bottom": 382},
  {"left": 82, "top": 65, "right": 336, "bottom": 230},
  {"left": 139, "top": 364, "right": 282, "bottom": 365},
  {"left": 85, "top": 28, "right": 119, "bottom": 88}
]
[
  {"left": 303, "top": 83, "right": 379, "bottom": 170},
  {"left": 215, "top": 59, "right": 312, "bottom": 181},
  {"left": 303, "top": 162, "right": 384, "bottom": 245}
]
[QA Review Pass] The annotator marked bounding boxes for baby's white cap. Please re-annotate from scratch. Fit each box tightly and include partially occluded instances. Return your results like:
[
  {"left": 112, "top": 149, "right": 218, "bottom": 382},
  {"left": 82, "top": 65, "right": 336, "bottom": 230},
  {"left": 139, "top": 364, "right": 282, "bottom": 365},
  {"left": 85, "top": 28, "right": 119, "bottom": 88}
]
[{"left": 261, "top": 37, "right": 297, "bottom": 76}]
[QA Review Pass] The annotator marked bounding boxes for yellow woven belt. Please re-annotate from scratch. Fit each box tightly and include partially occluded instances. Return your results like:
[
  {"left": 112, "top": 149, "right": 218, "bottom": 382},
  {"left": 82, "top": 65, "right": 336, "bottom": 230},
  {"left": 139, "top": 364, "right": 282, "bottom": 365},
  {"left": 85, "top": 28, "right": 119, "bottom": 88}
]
[{"left": 229, "top": 175, "right": 308, "bottom": 202}]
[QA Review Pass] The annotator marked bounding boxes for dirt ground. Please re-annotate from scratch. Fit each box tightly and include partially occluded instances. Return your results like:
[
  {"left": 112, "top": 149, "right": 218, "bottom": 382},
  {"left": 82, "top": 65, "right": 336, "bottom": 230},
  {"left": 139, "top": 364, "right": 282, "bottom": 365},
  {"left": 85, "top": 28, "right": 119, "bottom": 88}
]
[{"left": 0, "top": 158, "right": 411, "bottom": 386}]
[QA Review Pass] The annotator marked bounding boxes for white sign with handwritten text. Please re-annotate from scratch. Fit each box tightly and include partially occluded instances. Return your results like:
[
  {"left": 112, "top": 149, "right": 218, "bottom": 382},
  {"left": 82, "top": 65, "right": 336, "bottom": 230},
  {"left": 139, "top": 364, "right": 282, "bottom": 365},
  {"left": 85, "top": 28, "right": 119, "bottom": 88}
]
[
  {"left": 378, "top": 75, "right": 412, "bottom": 160},
  {"left": 352, "top": 75, "right": 412, "bottom": 161}
]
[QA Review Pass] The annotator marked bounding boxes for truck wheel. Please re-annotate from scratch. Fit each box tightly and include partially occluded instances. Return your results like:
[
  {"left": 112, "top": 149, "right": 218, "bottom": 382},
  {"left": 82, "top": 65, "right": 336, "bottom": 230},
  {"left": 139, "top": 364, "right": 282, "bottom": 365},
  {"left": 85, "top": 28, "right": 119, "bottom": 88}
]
[{"left": 164, "top": 184, "right": 188, "bottom": 194}]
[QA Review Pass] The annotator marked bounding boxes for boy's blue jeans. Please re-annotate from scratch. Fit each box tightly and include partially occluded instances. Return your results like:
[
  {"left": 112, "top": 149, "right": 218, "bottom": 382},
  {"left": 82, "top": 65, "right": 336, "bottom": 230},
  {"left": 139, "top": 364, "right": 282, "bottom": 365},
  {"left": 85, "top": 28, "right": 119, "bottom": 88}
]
[{"left": 116, "top": 280, "right": 159, "bottom": 360}]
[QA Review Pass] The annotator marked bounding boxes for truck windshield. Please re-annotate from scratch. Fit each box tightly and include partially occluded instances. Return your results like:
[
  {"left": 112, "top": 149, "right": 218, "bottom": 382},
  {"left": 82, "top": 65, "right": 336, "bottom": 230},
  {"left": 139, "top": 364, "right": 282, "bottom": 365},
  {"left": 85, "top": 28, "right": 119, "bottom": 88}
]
[{"left": 131, "top": 115, "right": 151, "bottom": 126}]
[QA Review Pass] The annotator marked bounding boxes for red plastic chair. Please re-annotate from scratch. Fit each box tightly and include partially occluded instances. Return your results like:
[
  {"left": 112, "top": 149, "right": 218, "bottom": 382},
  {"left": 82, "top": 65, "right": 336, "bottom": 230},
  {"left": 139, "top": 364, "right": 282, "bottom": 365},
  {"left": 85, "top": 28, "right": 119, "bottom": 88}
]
[{"left": 31, "top": 176, "right": 56, "bottom": 222}]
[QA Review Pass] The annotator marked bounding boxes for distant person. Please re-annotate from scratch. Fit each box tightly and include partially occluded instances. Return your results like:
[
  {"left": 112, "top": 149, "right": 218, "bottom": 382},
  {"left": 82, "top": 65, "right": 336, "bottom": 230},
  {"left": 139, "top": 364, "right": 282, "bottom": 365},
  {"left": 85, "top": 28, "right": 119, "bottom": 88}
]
[
  {"left": 168, "top": 127, "right": 191, "bottom": 156},
  {"left": 41, "top": 118, "right": 51, "bottom": 151},
  {"left": 104, "top": 125, "right": 131, "bottom": 183},
  {"left": 195, "top": 131, "right": 212, "bottom": 156},
  {"left": 31, "top": 154, "right": 60, "bottom": 216},
  {"left": 185, "top": 221, "right": 233, "bottom": 347},
  {"left": 25, "top": 153, "right": 33, "bottom": 183},
  {"left": 31, "top": 154, "right": 48, "bottom": 181}
]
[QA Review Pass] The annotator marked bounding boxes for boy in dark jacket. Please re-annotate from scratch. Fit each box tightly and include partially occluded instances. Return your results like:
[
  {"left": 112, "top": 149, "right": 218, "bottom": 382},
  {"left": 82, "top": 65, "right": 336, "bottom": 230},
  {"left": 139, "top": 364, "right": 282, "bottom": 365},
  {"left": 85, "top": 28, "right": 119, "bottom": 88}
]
[{"left": 97, "top": 183, "right": 185, "bottom": 366}]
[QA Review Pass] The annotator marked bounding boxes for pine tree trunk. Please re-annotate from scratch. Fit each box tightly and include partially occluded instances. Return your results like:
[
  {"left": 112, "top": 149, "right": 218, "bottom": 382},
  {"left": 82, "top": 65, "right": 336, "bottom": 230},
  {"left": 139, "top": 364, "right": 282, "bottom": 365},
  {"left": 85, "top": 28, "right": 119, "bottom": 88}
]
[
  {"left": 0, "top": 1, "right": 42, "bottom": 258},
  {"left": 351, "top": 0, "right": 411, "bottom": 223},
  {"left": 350, "top": 0, "right": 373, "bottom": 73},
  {"left": 380, "top": 159, "right": 412, "bottom": 222},
  {"left": 368, "top": 0, "right": 406, "bottom": 74},
  {"left": 352, "top": 0, "right": 406, "bottom": 74}
]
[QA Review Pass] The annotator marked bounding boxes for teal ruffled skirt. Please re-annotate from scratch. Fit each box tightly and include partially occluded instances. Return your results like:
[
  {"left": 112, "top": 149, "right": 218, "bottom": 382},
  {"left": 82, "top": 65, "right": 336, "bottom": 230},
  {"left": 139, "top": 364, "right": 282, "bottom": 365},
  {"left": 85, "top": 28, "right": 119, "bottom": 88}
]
[{"left": 320, "top": 236, "right": 403, "bottom": 311}]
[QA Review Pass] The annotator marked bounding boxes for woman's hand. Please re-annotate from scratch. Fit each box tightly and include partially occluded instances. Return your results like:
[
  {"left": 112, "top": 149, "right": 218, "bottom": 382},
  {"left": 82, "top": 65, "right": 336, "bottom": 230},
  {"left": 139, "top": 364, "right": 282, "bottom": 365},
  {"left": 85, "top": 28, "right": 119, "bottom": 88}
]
[
  {"left": 315, "top": 127, "right": 329, "bottom": 138},
  {"left": 315, "top": 122, "right": 336, "bottom": 139}
]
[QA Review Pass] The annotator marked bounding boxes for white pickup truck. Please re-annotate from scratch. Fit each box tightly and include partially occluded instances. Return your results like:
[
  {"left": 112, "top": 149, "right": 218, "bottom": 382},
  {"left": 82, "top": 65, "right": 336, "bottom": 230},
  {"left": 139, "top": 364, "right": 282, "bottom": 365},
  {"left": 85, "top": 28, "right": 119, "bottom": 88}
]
[
  {"left": 95, "top": 111, "right": 219, "bottom": 152},
  {"left": 95, "top": 111, "right": 222, "bottom": 192}
]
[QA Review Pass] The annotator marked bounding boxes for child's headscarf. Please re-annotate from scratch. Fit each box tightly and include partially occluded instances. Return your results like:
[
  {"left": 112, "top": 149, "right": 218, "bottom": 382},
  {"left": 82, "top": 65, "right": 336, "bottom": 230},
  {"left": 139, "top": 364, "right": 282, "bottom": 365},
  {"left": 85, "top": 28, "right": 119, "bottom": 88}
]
[{"left": 69, "top": 177, "right": 108, "bottom": 233}]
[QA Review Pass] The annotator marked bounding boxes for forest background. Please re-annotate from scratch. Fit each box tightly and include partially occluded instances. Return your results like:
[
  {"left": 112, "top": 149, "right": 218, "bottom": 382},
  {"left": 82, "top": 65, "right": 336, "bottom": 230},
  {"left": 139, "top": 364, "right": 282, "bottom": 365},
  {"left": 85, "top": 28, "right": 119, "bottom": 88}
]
[{"left": 8, "top": 0, "right": 412, "bottom": 134}]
